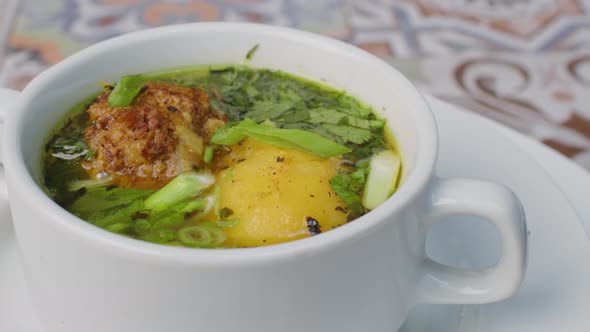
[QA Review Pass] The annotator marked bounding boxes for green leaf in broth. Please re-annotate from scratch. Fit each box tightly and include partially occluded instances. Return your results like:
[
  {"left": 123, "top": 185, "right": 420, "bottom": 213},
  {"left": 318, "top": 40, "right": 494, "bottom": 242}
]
[
  {"left": 176, "top": 226, "right": 227, "bottom": 248},
  {"left": 144, "top": 171, "right": 215, "bottom": 213},
  {"left": 329, "top": 157, "right": 371, "bottom": 217},
  {"left": 322, "top": 124, "right": 372, "bottom": 144},
  {"left": 90, "top": 200, "right": 146, "bottom": 228},
  {"left": 108, "top": 75, "right": 145, "bottom": 107},
  {"left": 49, "top": 137, "right": 90, "bottom": 160},
  {"left": 217, "top": 218, "right": 239, "bottom": 228},
  {"left": 140, "top": 228, "right": 177, "bottom": 244},
  {"left": 278, "top": 108, "right": 309, "bottom": 123},
  {"left": 209, "top": 122, "right": 248, "bottom": 145},
  {"left": 335, "top": 95, "right": 372, "bottom": 119},
  {"left": 244, "top": 85, "right": 260, "bottom": 98},
  {"left": 68, "top": 177, "right": 114, "bottom": 192},
  {"left": 69, "top": 186, "right": 154, "bottom": 218},
  {"left": 243, "top": 100, "right": 295, "bottom": 122},
  {"left": 203, "top": 146, "right": 214, "bottom": 164},
  {"left": 309, "top": 108, "right": 384, "bottom": 130},
  {"left": 211, "top": 118, "right": 351, "bottom": 158},
  {"left": 329, "top": 174, "right": 363, "bottom": 216}
]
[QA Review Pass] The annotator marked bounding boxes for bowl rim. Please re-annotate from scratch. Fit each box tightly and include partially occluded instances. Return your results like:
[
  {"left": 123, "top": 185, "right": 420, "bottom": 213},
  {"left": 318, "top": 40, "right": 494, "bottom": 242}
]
[{"left": 4, "top": 22, "right": 438, "bottom": 265}]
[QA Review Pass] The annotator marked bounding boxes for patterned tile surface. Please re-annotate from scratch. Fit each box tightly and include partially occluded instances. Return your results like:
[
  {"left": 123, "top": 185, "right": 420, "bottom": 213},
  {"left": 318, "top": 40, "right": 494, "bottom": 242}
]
[{"left": 1, "top": 0, "right": 589, "bottom": 170}]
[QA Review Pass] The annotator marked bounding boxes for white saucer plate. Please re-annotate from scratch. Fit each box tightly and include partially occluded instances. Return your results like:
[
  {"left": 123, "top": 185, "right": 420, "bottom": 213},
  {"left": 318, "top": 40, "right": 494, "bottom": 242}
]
[{"left": 1, "top": 96, "right": 589, "bottom": 332}]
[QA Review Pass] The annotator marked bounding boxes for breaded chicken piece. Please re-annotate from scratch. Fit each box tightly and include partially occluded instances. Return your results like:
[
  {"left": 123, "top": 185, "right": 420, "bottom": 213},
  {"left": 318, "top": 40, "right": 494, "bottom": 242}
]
[{"left": 82, "top": 82, "right": 226, "bottom": 188}]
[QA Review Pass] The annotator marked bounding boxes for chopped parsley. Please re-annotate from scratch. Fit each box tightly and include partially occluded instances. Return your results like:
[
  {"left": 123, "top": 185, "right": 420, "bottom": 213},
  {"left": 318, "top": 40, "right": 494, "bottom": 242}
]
[
  {"left": 245, "top": 44, "right": 260, "bottom": 60},
  {"left": 203, "top": 67, "right": 389, "bottom": 215}
]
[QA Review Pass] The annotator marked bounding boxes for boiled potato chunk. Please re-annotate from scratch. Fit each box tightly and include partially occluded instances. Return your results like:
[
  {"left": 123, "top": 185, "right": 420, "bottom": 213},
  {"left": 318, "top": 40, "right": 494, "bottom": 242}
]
[{"left": 216, "top": 138, "right": 349, "bottom": 247}]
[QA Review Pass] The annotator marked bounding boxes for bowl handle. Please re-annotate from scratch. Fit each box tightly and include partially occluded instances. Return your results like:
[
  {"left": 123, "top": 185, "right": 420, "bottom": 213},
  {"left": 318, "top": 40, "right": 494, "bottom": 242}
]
[
  {"left": 0, "top": 88, "right": 21, "bottom": 199},
  {"left": 416, "top": 177, "right": 528, "bottom": 304}
]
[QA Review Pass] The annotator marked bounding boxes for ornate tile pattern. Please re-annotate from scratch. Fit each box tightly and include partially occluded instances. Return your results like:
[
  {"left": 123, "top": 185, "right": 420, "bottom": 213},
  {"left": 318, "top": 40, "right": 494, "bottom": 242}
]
[{"left": 1, "top": 0, "right": 589, "bottom": 170}]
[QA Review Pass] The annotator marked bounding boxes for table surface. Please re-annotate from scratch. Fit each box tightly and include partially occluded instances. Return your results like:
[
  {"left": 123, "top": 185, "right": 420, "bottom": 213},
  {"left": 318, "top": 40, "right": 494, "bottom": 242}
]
[{"left": 1, "top": 0, "right": 589, "bottom": 172}]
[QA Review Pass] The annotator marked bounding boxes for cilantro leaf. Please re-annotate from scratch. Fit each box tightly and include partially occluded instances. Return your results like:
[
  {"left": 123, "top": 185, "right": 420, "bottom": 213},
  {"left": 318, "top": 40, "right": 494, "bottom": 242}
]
[
  {"left": 244, "top": 100, "right": 295, "bottom": 122},
  {"left": 308, "top": 108, "right": 345, "bottom": 124},
  {"left": 330, "top": 174, "right": 363, "bottom": 216},
  {"left": 336, "top": 95, "right": 372, "bottom": 118},
  {"left": 322, "top": 124, "right": 372, "bottom": 144},
  {"left": 309, "top": 108, "right": 384, "bottom": 129},
  {"left": 278, "top": 109, "right": 309, "bottom": 123},
  {"left": 329, "top": 160, "right": 370, "bottom": 216},
  {"left": 69, "top": 187, "right": 154, "bottom": 220}
]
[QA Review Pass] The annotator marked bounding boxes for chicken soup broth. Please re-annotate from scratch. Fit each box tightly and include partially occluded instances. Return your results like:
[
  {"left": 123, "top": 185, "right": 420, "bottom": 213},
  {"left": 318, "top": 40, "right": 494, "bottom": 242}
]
[{"left": 42, "top": 66, "right": 402, "bottom": 248}]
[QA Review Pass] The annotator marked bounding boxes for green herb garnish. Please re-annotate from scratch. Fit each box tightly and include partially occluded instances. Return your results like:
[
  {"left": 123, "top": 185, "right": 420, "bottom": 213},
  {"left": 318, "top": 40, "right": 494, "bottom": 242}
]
[
  {"left": 245, "top": 44, "right": 260, "bottom": 60},
  {"left": 322, "top": 124, "right": 372, "bottom": 144},
  {"left": 203, "top": 146, "right": 214, "bottom": 164},
  {"left": 219, "top": 207, "right": 234, "bottom": 219},
  {"left": 108, "top": 75, "right": 145, "bottom": 107},
  {"left": 144, "top": 171, "right": 215, "bottom": 212},
  {"left": 211, "top": 118, "right": 351, "bottom": 158},
  {"left": 49, "top": 136, "right": 90, "bottom": 160},
  {"left": 329, "top": 161, "right": 370, "bottom": 217}
]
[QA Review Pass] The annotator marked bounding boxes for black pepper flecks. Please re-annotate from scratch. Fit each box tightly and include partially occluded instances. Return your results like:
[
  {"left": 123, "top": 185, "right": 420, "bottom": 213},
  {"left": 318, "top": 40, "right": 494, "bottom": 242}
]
[
  {"left": 219, "top": 207, "right": 234, "bottom": 219},
  {"left": 306, "top": 217, "right": 322, "bottom": 235},
  {"left": 276, "top": 156, "right": 285, "bottom": 162},
  {"left": 166, "top": 105, "right": 178, "bottom": 113},
  {"left": 335, "top": 206, "right": 348, "bottom": 214},
  {"left": 75, "top": 187, "right": 87, "bottom": 196},
  {"left": 341, "top": 160, "right": 355, "bottom": 167},
  {"left": 132, "top": 211, "right": 149, "bottom": 220}
]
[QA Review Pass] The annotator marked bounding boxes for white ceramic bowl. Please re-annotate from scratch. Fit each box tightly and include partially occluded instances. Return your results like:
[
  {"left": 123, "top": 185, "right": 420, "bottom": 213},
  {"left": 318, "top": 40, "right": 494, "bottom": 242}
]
[{"left": 0, "top": 23, "right": 527, "bottom": 332}]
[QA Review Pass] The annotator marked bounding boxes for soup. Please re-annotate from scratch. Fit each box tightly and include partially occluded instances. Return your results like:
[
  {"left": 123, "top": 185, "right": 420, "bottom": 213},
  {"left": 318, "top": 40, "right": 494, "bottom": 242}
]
[{"left": 42, "top": 66, "right": 402, "bottom": 248}]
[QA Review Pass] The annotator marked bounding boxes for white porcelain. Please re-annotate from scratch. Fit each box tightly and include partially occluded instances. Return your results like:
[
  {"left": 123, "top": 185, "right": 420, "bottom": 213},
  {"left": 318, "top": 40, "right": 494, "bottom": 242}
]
[
  {"left": 2, "top": 95, "right": 587, "bottom": 332},
  {"left": 0, "top": 23, "right": 527, "bottom": 332},
  {"left": 400, "top": 97, "right": 590, "bottom": 331}
]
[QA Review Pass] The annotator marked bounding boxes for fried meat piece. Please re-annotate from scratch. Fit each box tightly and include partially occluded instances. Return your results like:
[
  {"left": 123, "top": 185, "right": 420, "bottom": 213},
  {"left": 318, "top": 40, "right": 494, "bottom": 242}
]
[{"left": 82, "top": 82, "right": 226, "bottom": 188}]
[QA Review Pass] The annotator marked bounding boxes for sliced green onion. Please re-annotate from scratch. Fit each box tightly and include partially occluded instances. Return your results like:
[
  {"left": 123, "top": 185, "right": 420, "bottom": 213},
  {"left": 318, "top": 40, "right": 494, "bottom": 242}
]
[
  {"left": 144, "top": 171, "right": 214, "bottom": 213},
  {"left": 206, "top": 227, "right": 227, "bottom": 246},
  {"left": 108, "top": 75, "right": 145, "bottom": 107},
  {"left": 203, "top": 146, "right": 214, "bottom": 164},
  {"left": 362, "top": 150, "right": 401, "bottom": 210},
  {"left": 217, "top": 218, "right": 239, "bottom": 228},
  {"left": 150, "top": 213, "right": 185, "bottom": 229},
  {"left": 106, "top": 222, "right": 131, "bottom": 233},
  {"left": 177, "top": 226, "right": 212, "bottom": 247},
  {"left": 133, "top": 219, "right": 152, "bottom": 233},
  {"left": 211, "top": 118, "right": 351, "bottom": 158},
  {"left": 179, "top": 199, "right": 208, "bottom": 213},
  {"left": 141, "top": 228, "right": 176, "bottom": 244},
  {"left": 84, "top": 150, "right": 96, "bottom": 161},
  {"left": 68, "top": 177, "right": 114, "bottom": 191}
]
